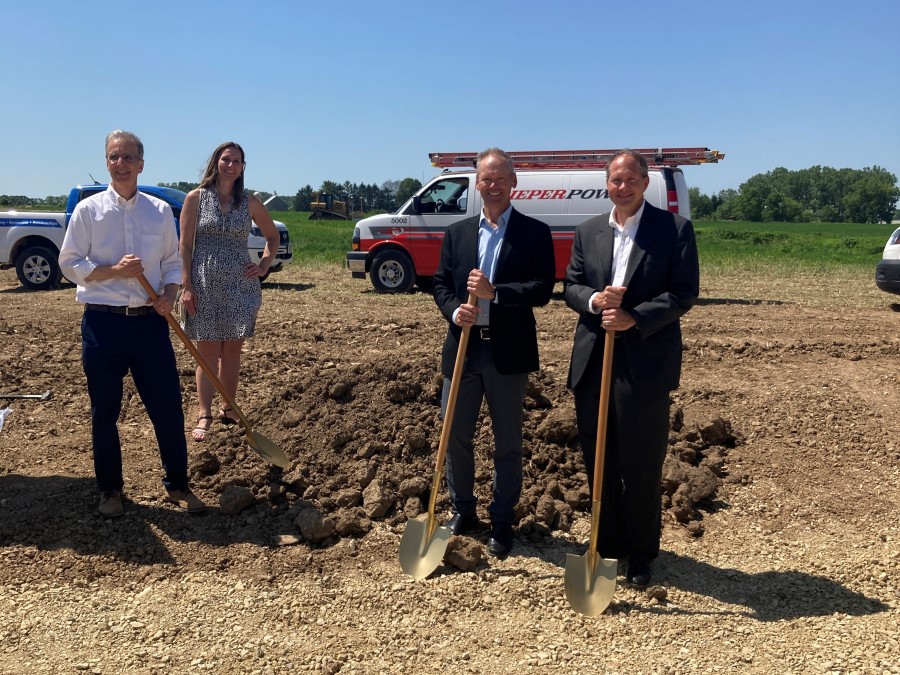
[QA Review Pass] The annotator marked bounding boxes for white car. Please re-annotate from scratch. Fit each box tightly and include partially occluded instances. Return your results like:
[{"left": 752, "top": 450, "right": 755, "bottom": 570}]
[
  {"left": 875, "top": 227, "right": 900, "bottom": 295},
  {"left": 249, "top": 219, "right": 292, "bottom": 281}
]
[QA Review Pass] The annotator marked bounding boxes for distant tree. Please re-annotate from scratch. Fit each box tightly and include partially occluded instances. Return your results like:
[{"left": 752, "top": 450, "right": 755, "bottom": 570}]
[
  {"left": 688, "top": 187, "right": 713, "bottom": 219},
  {"left": 842, "top": 170, "right": 900, "bottom": 223},
  {"left": 734, "top": 186, "right": 765, "bottom": 221},
  {"left": 377, "top": 180, "right": 399, "bottom": 211},
  {"left": 0, "top": 195, "right": 34, "bottom": 207},
  {"left": 293, "top": 185, "right": 314, "bottom": 211},
  {"left": 319, "top": 180, "right": 344, "bottom": 200},
  {"left": 713, "top": 189, "right": 739, "bottom": 220},
  {"left": 158, "top": 181, "right": 199, "bottom": 193},
  {"left": 762, "top": 191, "right": 803, "bottom": 222},
  {"left": 396, "top": 178, "right": 422, "bottom": 206}
]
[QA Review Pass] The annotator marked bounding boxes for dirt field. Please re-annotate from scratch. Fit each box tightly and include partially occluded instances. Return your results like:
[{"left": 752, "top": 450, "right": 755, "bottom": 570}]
[{"left": 1, "top": 262, "right": 898, "bottom": 674}]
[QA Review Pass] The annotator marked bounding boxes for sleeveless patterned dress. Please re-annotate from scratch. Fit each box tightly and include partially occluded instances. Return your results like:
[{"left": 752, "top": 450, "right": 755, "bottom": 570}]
[{"left": 182, "top": 188, "right": 261, "bottom": 341}]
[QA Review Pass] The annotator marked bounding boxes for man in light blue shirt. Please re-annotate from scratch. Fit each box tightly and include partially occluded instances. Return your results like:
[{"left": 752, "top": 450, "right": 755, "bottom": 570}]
[{"left": 433, "top": 148, "right": 555, "bottom": 559}]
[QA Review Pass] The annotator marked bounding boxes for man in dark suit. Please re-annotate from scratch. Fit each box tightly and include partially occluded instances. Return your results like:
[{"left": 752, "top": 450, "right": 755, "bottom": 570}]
[
  {"left": 433, "top": 147, "right": 555, "bottom": 558},
  {"left": 565, "top": 149, "right": 699, "bottom": 586}
]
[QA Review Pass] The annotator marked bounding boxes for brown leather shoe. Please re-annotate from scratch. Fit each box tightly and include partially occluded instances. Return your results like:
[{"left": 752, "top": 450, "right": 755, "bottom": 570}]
[
  {"left": 166, "top": 488, "right": 207, "bottom": 513},
  {"left": 98, "top": 490, "right": 124, "bottom": 517}
]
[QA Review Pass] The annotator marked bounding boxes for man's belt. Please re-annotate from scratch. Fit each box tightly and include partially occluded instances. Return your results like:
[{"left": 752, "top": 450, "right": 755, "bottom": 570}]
[
  {"left": 85, "top": 303, "right": 155, "bottom": 316},
  {"left": 474, "top": 327, "right": 491, "bottom": 341}
]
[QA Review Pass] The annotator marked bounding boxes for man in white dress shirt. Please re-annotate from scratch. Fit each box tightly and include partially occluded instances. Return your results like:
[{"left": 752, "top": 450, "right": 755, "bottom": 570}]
[
  {"left": 60, "top": 130, "right": 206, "bottom": 517},
  {"left": 564, "top": 149, "right": 699, "bottom": 586}
]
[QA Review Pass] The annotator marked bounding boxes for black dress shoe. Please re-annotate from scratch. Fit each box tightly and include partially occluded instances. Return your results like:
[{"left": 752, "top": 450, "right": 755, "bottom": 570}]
[
  {"left": 446, "top": 513, "right": 479, "bottom": 535},
  {"left": 626, "top": 561, "right": 652, "bottom": 587},
  {"left": 488, "top": 523, "right": 514, "bottom": 558}
]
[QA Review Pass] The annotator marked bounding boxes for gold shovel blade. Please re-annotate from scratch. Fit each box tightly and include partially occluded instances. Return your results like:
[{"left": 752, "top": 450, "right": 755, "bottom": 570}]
[
  {"left": 564, "top": 552, "right": 618, "bottom": 617},
  {"left": 247, "top": 430, "right": 290, "bottom": 469},
  {"left": 399, "top": 518, "right": 452, "bottom": 580}
]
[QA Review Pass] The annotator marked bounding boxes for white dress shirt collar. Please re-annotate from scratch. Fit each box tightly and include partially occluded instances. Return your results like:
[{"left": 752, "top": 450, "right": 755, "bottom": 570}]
[{"left": 609, "top": 200, "right": 646, "bottom": 232}]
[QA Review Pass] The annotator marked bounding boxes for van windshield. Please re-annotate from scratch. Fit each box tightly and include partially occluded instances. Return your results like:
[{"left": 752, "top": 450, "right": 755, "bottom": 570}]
[{"left": 411, "top": 177, "right": 468, "bottom": 215}]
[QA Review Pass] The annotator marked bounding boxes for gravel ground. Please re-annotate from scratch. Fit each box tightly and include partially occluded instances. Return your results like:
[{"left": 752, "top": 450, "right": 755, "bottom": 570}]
[{"left": 0, "top": 263, "right": 898, "bottom": 674}]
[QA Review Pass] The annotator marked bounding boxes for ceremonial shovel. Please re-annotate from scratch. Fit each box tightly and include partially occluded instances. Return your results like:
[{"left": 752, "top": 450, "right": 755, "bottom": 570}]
[
  {"left": 137, "top": 274, "right": 289, "bottom": 469},
  {"left": 399, "top": 293, "right": 476, "bottom": 579},
  {"left": 565, "top": 329, "right": 618, "bottom": 616}
]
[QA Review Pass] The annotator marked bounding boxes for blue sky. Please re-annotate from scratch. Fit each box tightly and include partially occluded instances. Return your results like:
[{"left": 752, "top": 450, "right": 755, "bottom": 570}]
[{"left": 2, "top": 0, "right": 898, "bottom": 201}]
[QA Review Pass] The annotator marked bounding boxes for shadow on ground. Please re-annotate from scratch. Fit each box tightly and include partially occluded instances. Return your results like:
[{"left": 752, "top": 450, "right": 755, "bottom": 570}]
[
  {"left": 0, "top": 474, "right": 297, "bottom": 565},
  {"left": 657, "top": 550, "right": 889, "bottom": 620}
]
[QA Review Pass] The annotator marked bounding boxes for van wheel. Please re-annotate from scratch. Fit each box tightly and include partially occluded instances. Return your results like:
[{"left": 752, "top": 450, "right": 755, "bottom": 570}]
[
  {"left": 16, "top": 246, "right": 61, "bottom": 290},
  {"left": 371, "top": 250, "right": 415, "bottom": 293}
]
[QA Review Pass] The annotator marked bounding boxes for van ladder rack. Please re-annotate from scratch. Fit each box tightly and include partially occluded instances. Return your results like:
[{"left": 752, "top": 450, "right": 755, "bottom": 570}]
[{"left": 429, "top": 147, "right": 725, "bottom": 170}]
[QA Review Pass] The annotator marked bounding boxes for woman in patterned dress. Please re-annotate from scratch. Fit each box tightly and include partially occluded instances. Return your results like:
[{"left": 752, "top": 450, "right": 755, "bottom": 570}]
[{"left": 179, "top": 142, "right": 280, "bottom": 441}]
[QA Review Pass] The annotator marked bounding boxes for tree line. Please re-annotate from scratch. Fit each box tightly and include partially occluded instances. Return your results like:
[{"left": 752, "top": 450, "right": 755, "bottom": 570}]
[
  {"left": 690, "top": 165, "right": 899, "bottom": 224},
  {"left": 289, "top": 178, "right": 422, "bottom": 213},
  {"left": 3, "top": 166, "right": 896, "bottom": 223},
  {"left": 1, "top": 177, "right": 424, "bottom": 214}
]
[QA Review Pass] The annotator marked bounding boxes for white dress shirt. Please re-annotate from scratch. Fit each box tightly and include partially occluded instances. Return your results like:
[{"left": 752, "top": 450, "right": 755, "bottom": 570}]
[
  {"left": 59, "top": 185, "right": 182, "bottom": 306},
  {"left": 587, "top": 201, "right": 645, "bottom": 313}
]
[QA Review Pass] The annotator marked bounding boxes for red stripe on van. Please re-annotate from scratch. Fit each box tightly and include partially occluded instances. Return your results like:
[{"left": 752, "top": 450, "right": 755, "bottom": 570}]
[{"left": 667, "top": 190, "right": 679, "bottom": 213}]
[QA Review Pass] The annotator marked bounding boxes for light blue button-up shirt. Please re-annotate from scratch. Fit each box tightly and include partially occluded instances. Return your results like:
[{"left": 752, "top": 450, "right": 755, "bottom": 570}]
[{"left": 475, "top": 204, "right": 512, "bottom": 325}]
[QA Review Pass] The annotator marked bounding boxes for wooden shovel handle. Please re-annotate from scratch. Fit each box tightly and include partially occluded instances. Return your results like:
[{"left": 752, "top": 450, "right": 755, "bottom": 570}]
[
  {"left": 425, "top": 293, "right": 478, "bottom": 521},
  {"left": 592, "top": 330, "right": 616, "bottom": 498},
  {"left": 136, "top": 274, "right": 252, "bottom": 435}
]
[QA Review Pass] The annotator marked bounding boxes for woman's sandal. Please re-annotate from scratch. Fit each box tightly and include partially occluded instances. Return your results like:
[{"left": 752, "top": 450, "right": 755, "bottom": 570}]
[
  {"left": 192, "top": 415, "right": 214, "bottom": 441},
  {"left": 219, "top": 408, "right": 239, "bottom": 426}
]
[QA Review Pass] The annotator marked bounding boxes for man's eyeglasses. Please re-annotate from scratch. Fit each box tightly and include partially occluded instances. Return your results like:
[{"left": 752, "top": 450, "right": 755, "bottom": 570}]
[
  {"left": 107, "top": 153, "right": 140, "bottom": 164},
  {"left": 477, "top": 177, "right": 511, "bottom": 188}
]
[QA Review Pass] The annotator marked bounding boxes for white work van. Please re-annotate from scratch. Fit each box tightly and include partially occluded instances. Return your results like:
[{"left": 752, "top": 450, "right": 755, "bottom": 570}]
[{"left": 347, "top": 147, "right": 723, "bottom": 293}]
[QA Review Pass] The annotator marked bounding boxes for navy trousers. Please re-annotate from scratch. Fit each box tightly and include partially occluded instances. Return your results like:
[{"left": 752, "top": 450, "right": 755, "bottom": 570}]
[
  {"left": 441, "top": 336, "right": 527, "bottom": 527},
  {"left": 81, "top": 309, "right": 189, "bottom": 493}
]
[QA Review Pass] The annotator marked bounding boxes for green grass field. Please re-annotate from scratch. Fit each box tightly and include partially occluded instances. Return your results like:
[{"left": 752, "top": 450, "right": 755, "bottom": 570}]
[
  {"left": 272, "top": 212, "right": 896, "bottom": 274},
  {"left": 694, "top": 220, "right": 895, "bottom": 272},
  {"left": 271, "top": 211, "right": 355, "bottom": 265}
]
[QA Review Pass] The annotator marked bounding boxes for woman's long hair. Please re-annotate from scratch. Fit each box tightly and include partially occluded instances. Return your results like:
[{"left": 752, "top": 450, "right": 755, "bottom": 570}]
[{"left": 198, "top": 141, "right": 245, "bottom": 207}]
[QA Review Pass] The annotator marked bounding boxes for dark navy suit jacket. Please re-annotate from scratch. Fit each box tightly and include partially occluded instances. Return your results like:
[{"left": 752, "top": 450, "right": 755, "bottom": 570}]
[{"left": 433, "top": 207, "right": 555, "bottom": 377}]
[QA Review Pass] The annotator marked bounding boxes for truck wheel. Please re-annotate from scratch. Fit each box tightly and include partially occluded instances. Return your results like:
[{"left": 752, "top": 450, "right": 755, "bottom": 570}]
[
  {"left": 16, "top": 246, "right": 61, "bottom": 290},
  {"left": 371, "top": 250, "right": 415, "bottom": 294}
]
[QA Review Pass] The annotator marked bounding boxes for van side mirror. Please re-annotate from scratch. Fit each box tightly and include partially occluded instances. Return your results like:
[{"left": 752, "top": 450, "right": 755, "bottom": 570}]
[{"left": 412, "top": 195, "right": 422, "bottom": 214}]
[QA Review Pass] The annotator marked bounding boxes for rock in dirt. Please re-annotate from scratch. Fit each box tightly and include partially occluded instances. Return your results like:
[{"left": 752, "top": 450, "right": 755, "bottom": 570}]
[
  {"left": 294, "top": 504, "right": 334, "bottom": 543},
  {"left": 535, "top": 409, "right": 578, "bottom": 444},
  {"left": 219, "top": 485, "right": 255, "bottom": 515},
  {"left": 399, "top": 476, "right": 429, "bottom": 497},
  {"left": 333, "top": 507, "right": 373, "bottom": 537},
  {"left": 362, "top": 478, "right": 394, "bottom": 518},
  {"left": 191, "top": 450, "right": 221, "bottom": 477},
  {"left": 444, "top": 536, "right": 483, "bottom": 572}
]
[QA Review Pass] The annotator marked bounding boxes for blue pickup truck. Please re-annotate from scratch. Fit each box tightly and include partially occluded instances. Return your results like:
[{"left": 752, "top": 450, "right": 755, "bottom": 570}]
[{"left": 0, "top": 184, "right": 293, "bottom": 290}]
